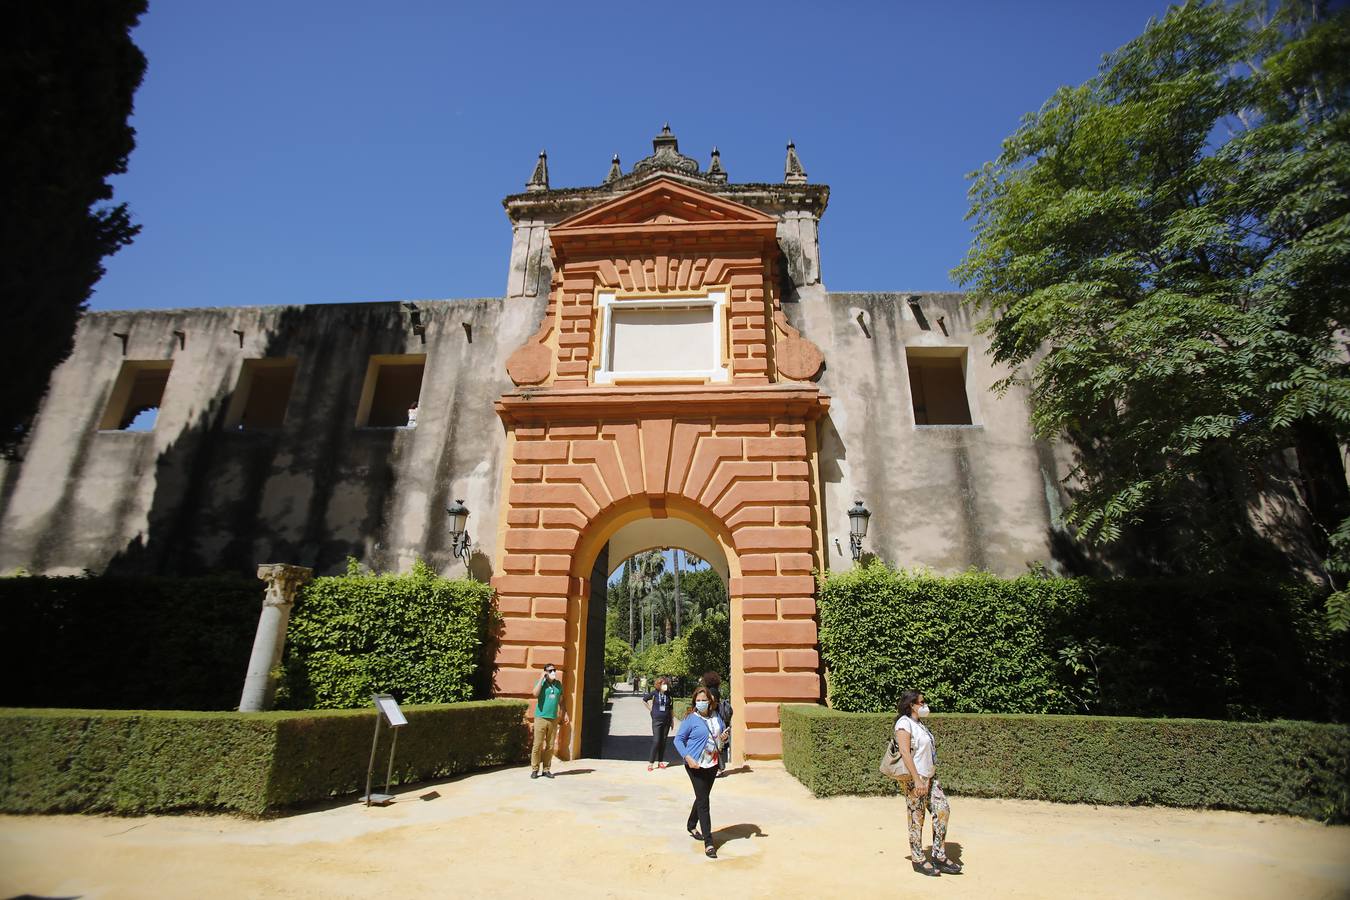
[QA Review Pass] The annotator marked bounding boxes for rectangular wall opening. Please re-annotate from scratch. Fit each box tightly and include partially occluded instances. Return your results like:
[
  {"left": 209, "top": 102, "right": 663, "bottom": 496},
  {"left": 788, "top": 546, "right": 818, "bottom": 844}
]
[
  {"left": 224, "top": 358, "right": 298, "bottom": 430},
  {"left": 355, "top": 354, "right": 426, "bottom": 427},
  {"left": 98, "top": 360, "right": 173, "bottom": 432},
  {"left": 906, "top": 348, "right": 974, "bottom": 426}
]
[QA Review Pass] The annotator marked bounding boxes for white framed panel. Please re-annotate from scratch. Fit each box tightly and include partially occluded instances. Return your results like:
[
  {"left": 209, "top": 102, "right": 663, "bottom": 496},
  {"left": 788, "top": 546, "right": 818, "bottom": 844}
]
[{"left": 594, "top": 291, "right": 728, "bottom": 384}]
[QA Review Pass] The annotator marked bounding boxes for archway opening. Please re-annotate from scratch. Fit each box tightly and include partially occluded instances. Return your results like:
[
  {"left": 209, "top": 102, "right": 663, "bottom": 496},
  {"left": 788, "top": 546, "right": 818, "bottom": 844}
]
[
  {"left": 560, "top": 497, "right": 740, "bottom": 762},
  {"left": 591, "top": 532, "right": 731, "bottom": 761}
]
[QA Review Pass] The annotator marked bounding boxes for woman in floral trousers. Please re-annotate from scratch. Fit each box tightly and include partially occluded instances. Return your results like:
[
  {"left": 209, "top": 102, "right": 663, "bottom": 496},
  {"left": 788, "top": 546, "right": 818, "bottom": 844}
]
[{"left": 894, "top": 689, "right": 962, "bottom": 877}]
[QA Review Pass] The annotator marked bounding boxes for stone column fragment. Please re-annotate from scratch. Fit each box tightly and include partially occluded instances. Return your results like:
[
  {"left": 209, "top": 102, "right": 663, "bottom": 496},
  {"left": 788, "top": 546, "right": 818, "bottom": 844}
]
[{"left": 239, "top": 563, "right": 313, "bottom": 712}]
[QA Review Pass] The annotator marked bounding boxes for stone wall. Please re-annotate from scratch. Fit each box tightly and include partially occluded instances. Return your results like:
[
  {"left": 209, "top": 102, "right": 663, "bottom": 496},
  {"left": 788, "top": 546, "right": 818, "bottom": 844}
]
[{"left": 0, "top": 297, "right": 544, "bottom": 577}]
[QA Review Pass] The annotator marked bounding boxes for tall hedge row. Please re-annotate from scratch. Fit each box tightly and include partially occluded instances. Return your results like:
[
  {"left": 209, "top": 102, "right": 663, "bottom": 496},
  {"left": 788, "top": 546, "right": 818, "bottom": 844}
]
[
  {"left": 780, "top": 705, "right": 1350, "bottom": 822},
  {"left": 0, "top": 700, "right": 529, "bottom": 816},
  {"left": 818, "top": 564, "right": 1347, "bottom": 722},
  {"left": 0, "top": 575, "right": 260, "bottom": 710},
  {"left": 279, "top": 560, "right": 497, "bottom": 709},
  {"left": 0, "top": 561, "right": 497, "bottom": 713}
]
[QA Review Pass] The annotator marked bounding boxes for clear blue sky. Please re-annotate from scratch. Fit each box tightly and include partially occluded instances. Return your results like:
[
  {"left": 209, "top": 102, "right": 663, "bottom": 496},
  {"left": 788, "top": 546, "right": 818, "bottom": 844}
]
[{"left": 92, "top": 0, "right": 1176, "bottom": 312}]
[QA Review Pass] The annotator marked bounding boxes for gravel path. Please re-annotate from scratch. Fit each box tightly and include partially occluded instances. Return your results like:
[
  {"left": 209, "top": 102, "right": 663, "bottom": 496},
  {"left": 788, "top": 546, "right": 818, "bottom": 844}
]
[{"left": 2, "top": 758, "right": 1347, "bottom": 899}]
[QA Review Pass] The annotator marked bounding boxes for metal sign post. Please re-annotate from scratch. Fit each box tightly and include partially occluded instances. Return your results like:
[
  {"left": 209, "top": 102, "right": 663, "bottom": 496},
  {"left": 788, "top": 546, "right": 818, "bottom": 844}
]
[{"left": 363, "top": 693, "right": 408, "bottom": 807}]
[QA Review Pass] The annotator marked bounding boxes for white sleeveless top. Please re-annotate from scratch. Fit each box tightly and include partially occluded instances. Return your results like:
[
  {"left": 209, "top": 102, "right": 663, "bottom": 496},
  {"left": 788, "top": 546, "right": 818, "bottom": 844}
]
[{"left": 895, "top": 715, "right": 936, "bottom": 778}]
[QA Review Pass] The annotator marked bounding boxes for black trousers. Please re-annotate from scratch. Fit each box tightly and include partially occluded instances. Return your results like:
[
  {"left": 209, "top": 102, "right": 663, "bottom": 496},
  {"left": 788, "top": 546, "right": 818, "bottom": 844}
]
[
  {"left": 685, "top": 763, "right": 717, "bottom": 845},
  {"left": 649, "top": 720, "right": 671, "bottom": 763}
]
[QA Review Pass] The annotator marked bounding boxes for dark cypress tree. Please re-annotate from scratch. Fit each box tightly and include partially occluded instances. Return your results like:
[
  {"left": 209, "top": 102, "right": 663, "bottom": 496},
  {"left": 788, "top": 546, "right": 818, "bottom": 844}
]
[{"left": 0, "top": 0, "right": 147, "bottom": 456}]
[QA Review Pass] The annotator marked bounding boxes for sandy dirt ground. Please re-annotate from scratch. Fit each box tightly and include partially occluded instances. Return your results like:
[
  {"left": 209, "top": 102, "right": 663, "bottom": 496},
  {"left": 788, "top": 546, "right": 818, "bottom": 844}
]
[{"left": 2, "top": 757, "right": 1348, "bottom": 900}]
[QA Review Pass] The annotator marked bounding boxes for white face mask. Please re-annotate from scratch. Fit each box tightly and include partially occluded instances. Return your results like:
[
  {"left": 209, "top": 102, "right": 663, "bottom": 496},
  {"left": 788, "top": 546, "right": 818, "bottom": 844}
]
[
  {"left": 916, "top": 704, "right": 930, "bottom": 718},
  {"left": 695, "top": 700, "right": 710, "bottom": 713}
]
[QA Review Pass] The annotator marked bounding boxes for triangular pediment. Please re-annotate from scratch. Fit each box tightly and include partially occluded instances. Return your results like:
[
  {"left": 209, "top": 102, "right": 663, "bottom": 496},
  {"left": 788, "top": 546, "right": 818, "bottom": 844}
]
[{"left": 554, "top": 178, "right": 775, "bottom": 232}]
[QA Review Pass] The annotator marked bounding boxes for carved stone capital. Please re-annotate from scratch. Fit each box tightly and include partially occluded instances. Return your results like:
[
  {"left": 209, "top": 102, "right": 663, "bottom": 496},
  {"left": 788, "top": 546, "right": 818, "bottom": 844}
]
[{"left": 256, "top": 563, "right": 314, "bottom": 607}]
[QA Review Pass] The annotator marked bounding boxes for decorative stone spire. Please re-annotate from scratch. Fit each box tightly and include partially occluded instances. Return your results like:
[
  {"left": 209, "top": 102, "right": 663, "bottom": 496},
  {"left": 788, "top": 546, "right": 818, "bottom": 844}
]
[
  {"left": 629, "top": 123, "right": 701, "bottom": 180},
  {"left": 784, "top": 141, "right": 807, "bottom": 184},
  {"left": 526, "top": 150, "right": 549, "bottom": 192},
  {"left": 707, "top": 147, "right": 727, "bottom": 183},
  {"left": 604, "top": 153, "right": 622, "bottom": 184}
]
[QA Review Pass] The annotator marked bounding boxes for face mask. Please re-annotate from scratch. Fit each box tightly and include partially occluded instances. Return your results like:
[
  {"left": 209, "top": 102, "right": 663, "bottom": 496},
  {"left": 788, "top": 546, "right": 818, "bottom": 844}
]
[
  {"left": 695, "top": 700, "right": 710, "bottom": 713},
  {"left": 660, "top": 685, "right": 667, "bottom": 693},
  {"left": 917, "top": 705, "right": 930, "bottom": 718}
]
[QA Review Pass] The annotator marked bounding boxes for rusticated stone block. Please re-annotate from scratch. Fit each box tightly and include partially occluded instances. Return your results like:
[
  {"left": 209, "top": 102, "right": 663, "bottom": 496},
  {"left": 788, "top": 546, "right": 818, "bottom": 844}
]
[
  {"left": 741, "top": 703, "right": 781, "bottom": 726},
  {"left": 501, "top": 617, "right": 566, "bottom": 644},
  {"left": 743, "top": 619, "right": 817, "bottom": 646},
  {"left": 780, "top": 649, "right": 820, "bottom": 670},
  {"left": 742, "top": 727, "right": 783, "bottom": 758},
  {"left": 741, "top": 672, "right": 822, "bottom": 700},
  {"left": 743, "top": 649, "right": 778, "bottom": 670}
]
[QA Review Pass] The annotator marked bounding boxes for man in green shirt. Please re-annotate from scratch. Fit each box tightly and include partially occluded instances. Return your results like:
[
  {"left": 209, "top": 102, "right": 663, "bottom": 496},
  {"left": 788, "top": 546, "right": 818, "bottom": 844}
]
[{"left": 530, "top": 664, "right": 569, "bottom": 778}]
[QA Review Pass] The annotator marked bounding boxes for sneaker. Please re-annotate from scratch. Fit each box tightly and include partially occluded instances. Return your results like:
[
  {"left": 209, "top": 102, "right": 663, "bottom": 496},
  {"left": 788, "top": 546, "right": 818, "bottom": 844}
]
[
  {"left": 542, "top": 771, "right": 555, "bottom": 779},
  {"left": 704, "top": 845, "right": 717, "bottom": 859},
  {"left": 658, "top": 761, "right": 668, "bottom": 769},
  {"left": 530, "top": 771, "right": 539, "bottom": 779},
  {"left": 647, "top": 764, "right": 654, "bottom": 771}
]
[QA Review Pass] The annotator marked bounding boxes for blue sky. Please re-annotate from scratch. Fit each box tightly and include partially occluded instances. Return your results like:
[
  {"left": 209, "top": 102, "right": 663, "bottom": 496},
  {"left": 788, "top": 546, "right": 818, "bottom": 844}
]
[{"left": 92, "top": 0, "right": 1176, "bottom": 312}]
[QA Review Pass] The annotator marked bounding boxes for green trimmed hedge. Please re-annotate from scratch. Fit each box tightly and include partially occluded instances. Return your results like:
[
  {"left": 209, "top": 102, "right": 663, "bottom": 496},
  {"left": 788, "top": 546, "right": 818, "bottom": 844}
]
[
  {"left": 0, "top": 700, "right": 528, "bottom": 816},
  {"left": 278, "top": 560, "right": 497, "bottom": 709},
  {"left": 780, "top": 705, "right": 1350, "bottom": 822},
  {"left": 818, "top": 564, "right": 1347, "bottom": 721},
  {"left": 0, "top": 575, "right": 260, "bottom": 710}
]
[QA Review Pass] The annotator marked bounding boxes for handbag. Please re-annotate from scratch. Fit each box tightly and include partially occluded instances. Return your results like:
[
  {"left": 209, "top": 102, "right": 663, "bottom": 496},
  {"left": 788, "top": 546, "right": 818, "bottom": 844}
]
[{"left": 879, "top": 732, "right": 910, "bottom": 781}]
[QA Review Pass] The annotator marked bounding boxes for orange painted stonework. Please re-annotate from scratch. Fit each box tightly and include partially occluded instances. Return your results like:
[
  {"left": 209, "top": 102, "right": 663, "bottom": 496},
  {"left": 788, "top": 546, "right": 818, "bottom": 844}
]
[{"left": 495, "top": 179, "right": 829, "bottom": 760}]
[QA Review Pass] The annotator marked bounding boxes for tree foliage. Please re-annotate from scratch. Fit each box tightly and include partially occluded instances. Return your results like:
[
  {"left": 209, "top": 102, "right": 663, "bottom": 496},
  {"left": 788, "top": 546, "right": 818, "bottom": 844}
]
[
  {"left": 1, "top": 1, "right": 147, "bottom": 456},
  {"left": 954, "top": 1, "right": 1350, "bottom": 597}
]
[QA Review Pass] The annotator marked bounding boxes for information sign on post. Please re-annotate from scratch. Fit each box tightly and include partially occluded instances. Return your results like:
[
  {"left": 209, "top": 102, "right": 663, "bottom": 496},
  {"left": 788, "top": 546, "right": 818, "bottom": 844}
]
[{"left": 363, "top": 693, "right": 408, "bottom": 807}]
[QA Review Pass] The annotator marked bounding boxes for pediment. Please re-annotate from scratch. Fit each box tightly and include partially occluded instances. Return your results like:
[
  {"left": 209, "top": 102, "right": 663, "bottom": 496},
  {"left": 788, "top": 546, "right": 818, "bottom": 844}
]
[{"left": 553, "top": 178, "right": 775, "bottom": 232}]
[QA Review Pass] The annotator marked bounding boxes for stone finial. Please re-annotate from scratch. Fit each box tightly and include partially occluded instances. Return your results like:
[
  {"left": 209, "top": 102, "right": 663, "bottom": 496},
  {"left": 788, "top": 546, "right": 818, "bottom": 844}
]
[
  {"left": 784, "top": 141, "right": 808, "bottom": 184},
  {"left": 604, "top": 153, "right": 623, "bottom": 184},
  {"left": 526, "top": 150, "right": 549, "bottom": 192},
  {"left": 707, "top": 147, "right": 727, "bottom": 183}
]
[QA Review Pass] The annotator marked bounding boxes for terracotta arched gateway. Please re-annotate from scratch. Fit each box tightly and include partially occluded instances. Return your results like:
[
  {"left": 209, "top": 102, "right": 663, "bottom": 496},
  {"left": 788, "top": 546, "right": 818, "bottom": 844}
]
[{"left": 491, "top": 178, "right": 829, "bottom": 760}]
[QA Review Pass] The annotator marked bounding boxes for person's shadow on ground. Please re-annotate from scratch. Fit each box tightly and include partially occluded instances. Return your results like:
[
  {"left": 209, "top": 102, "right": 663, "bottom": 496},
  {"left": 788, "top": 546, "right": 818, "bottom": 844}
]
[
  {"left": 710, "top": 823, "right": 767, "bottom": 848},
  {"left": 942, "top": 841, "right": 964, "bottom": 864}
]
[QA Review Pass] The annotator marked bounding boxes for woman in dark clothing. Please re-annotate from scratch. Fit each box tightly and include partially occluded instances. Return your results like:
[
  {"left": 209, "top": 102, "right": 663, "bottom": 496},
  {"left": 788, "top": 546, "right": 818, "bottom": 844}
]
[{"left": 643, "top": 675, "right": 674, "bottom": 770}]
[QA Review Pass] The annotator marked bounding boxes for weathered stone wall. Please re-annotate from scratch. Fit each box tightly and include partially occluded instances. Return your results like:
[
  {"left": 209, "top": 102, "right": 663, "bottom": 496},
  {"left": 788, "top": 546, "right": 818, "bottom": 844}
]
[
  {"left": 0, "top": 297, "right": 545, "bottom": 577},
  {"left": 0, "top": 288, "right": 1067, "bottom": 579},
  {"left": 786, "top": 289, "right": 1071, "bottom": 576}
]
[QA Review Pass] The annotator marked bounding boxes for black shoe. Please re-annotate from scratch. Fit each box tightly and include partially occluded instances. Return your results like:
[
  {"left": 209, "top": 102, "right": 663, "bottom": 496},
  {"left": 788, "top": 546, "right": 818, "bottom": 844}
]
[
  {"left": 932, "top": 857, "right": 962, "bottom": 875},
  {"left": 688, "top": 828, "right": 702, "bottom": 840},
  {"left": 911, "top": 861, "right": 940, "bottom": 877},
  {"left": 530, "top": 771, "right": 539, "bottom": 779},
  {"left": 704, "top": 845, "right": 717, "bottom": 859},
  {"left": 542, "top": 771, "right": 554, "bottom": 779}
]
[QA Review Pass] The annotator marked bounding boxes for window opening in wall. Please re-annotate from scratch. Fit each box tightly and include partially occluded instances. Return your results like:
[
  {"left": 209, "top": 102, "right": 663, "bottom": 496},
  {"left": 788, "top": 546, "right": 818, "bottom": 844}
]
[
  {"left": 906, "top": 348, "right": 973, "bottom": 426},
  {"left": 356, "top": 354, "right": 426, "bottom": 427},
  {"left": 98, "top": 360, "right": 173, "bottom": 432},
  {"left": 224, "top": 358, "right": 298, "bottom": 430},
  {"left": 595, "top": 291, "right": 728, "bottom": 384}
]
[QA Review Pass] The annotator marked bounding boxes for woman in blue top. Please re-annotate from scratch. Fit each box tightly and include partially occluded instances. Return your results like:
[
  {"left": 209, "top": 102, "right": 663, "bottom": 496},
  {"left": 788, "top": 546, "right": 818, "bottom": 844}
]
[{"left": 673, "top": 685, "right": 729, "bottom": 858}]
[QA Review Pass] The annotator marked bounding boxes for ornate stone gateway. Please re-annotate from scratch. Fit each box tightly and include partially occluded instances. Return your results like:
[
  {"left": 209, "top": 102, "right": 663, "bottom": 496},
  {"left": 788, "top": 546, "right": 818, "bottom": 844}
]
[{"left": 492, "top": 172, "right": 829, "bottom": 761}]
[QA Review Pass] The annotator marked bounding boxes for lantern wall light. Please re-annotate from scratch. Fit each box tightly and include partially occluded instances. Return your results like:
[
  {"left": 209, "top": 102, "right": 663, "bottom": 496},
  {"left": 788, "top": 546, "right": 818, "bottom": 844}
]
[
  {"left": 446, "top": 499, "right": 472, "bottom": 569},
  {"left": 847, "top": 497, "right": 871, "bottom": 563}
]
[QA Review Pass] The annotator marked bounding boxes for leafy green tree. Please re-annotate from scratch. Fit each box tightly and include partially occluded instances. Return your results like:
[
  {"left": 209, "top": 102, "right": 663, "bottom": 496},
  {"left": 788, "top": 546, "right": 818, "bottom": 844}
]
[
  {"left": 684, "top": 611, "right": 730, "bottom": 686},
  {"left": 1, "top": 1, "right": 147, "bottom": 456},
  {"left": 604, "top": 634, "right": 633, "bottom": 679},
  {"left": 681, "top": 568, "right": 729, "bottom": 622},
  {"left": 954, "top": 1, "right": 1350, "bottom": 627}
]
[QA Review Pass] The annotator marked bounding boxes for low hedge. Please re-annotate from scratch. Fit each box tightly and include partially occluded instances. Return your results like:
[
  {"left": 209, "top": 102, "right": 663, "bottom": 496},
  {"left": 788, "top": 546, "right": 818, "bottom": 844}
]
[
  {"left": 0, "top": 700, "right": 529, "bottom": 816},
  {"left": 780, "top": 705, "right": 1350, "bottom": 822}
]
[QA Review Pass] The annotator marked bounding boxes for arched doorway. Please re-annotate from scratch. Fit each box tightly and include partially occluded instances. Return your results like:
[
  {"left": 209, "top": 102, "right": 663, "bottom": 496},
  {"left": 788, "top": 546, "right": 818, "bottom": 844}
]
[
  {"left": 569, "top": 499, "right": 735, "bottom": 759},
  {"left": 490, "top": 398, "right": 829, "bottom": 762}
]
